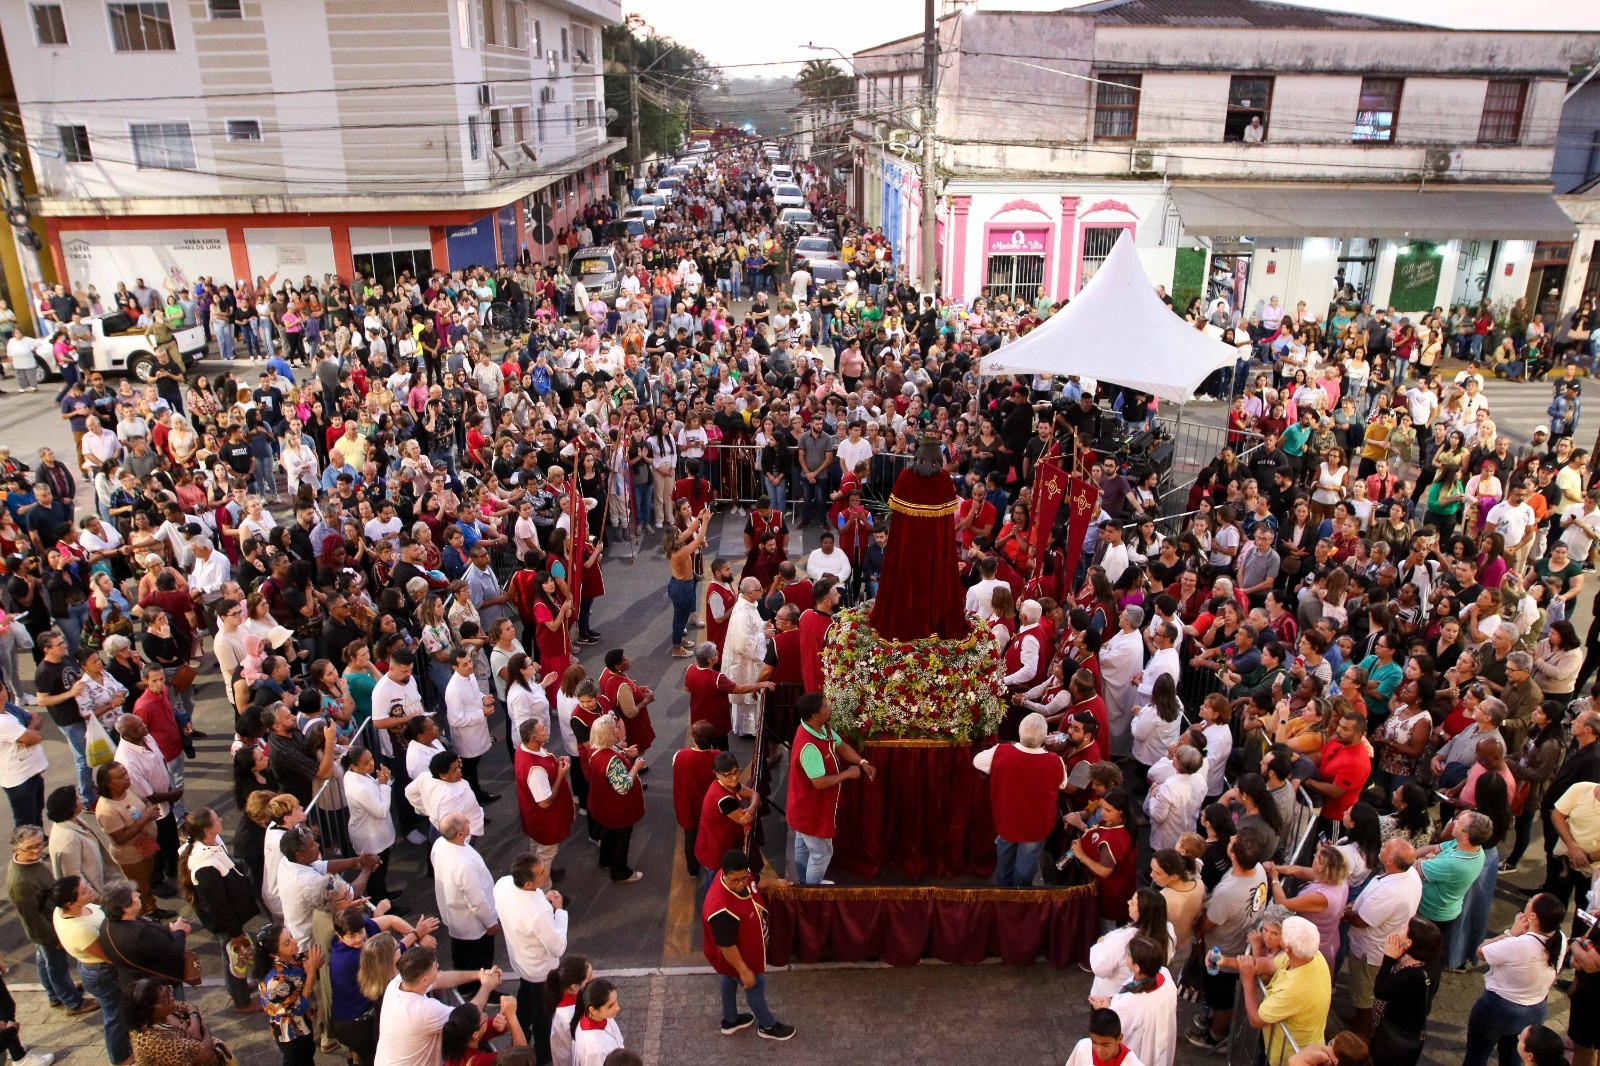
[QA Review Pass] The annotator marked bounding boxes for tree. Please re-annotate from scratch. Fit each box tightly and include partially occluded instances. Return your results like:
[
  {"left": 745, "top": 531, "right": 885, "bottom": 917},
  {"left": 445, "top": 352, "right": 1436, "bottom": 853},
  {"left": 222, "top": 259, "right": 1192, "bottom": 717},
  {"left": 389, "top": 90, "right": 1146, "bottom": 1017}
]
[
  {"left": 603, "top": 16, "right": 719, "bottom": 161},
  {"left": 793, "top": 59, "right": 854, "bottom": 115}
]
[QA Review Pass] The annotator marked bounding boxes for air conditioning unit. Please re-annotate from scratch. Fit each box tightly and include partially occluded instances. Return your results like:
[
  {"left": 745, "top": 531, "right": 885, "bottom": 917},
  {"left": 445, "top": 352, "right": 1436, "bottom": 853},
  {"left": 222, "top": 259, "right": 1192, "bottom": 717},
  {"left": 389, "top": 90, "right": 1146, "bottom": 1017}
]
[
  {"left": 478, "top": 84, "right": 495, "bottom": 107},
  {"left": 887, "top": 128, "right": 920, "bottom": 151},
  {"left": 1129, "top": 148, "right": 1161, "bottom": 174},
  {"left": 540, "top": 86, "right": 556, "bottom": 104},
  {"left": 1423, "top": 148, "right": 1462, "bottom": 177}
]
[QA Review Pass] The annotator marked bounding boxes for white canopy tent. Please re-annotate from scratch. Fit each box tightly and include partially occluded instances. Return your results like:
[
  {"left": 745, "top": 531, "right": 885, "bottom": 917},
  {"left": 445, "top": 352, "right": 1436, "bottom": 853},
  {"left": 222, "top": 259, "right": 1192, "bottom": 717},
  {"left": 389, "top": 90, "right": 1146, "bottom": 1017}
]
[{"left": 980, "top": 231, "right": 1239, "bottom": 404}]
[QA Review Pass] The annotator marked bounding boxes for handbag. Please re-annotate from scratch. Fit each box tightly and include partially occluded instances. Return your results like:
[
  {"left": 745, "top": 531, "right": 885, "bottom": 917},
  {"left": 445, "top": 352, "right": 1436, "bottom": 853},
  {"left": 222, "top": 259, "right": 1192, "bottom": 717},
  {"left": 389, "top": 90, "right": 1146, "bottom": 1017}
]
[
  {"left": 83, "top": 714, "right": 116, "bottom": 768},
  {"left": 1175, "top": 940, "right": 1207, "bottom": 1003},
  {"left": 1511, "top": 778, "right": 1533, "bottom": 817},
  {"left": 1369, "top": 1017, "right": 1426, "bottom": 1066},
  {"left": 169, "top": 663, "right": 198, "bottom": 693},
  {"left": 102, "top": 921, "right": 204, "bottom": 987}
]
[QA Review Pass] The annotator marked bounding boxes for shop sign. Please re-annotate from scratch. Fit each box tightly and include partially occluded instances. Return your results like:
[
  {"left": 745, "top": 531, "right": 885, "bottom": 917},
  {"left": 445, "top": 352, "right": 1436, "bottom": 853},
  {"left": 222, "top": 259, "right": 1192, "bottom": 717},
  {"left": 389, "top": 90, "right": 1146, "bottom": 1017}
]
[{"left": 988, "top": 227, "right": 1048, "bottom": 255}]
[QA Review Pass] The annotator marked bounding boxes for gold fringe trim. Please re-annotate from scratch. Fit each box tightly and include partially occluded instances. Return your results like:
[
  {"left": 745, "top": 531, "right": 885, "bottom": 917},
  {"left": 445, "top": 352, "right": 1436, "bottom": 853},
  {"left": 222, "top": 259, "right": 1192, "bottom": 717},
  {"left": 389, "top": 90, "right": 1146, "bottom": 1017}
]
[
  {"left": 765, "top": 883, "right": 1097, "bottom": 904},
  {"left": 858, "top": 738, "right": 968, "bottom": 749},
  {"left": 887, "top": 494, "right": 959, "bottom": 518}
]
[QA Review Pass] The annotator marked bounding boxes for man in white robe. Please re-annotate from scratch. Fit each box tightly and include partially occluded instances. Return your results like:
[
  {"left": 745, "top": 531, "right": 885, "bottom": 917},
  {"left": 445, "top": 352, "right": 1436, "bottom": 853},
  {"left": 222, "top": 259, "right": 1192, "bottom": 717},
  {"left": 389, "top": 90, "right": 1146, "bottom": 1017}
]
[
  {"left": 1098, "top": 605, "right": 1147, "bottom": 759},
  {"left": 722, "top": 578, "right": 768, "bottom": 736}
]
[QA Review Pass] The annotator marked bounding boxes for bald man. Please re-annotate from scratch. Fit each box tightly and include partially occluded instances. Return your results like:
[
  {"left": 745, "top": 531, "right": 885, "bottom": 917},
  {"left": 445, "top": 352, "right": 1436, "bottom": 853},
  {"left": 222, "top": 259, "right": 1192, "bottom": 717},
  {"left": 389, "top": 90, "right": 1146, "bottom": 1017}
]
[{"left": 431, "top": 811, "right": 499, "bottom": 996}]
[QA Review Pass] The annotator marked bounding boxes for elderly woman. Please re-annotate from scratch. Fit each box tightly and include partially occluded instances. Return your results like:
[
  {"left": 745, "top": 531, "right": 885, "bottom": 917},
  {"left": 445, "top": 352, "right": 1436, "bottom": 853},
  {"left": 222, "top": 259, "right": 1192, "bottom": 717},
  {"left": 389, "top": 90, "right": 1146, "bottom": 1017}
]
[
  {"left": 126, "top": 976, "right": 221, "bottom": 1066},
  {"left": 79, "top": 646, "right": 131, "bottom": 730},
  {"left": 93, "top": 763, "right": 168, "bottom": 919},
  {"left": 97, "top": 880, "right": 191, "bottom": 997},
  {"left": 586, "top": 714, "right": 645, "bottom": 884},
  {"left": 1267, "top": 843, "right": 1351, "bottom": 973}
]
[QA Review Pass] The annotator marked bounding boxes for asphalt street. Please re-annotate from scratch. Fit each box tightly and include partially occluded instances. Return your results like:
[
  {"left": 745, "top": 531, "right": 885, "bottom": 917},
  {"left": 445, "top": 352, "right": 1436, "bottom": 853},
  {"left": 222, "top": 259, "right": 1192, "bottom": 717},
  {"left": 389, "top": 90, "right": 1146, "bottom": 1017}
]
[{"left": 0, "top": 361, "right": 1566, "bottom": 1065}]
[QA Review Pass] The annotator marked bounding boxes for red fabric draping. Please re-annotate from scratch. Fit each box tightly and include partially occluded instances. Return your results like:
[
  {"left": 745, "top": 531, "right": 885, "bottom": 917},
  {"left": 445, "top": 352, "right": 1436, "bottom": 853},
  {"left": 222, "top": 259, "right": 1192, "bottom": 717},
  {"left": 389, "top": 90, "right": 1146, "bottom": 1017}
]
[
  {"left": 868, "top": 467, "right": 971, "bottom": 642},
  {"left": 831, "top": 741, "right": 997, "bottom": 880},
  {"left": 764, "top": 884, "right": 1100, "bottom": 969}
]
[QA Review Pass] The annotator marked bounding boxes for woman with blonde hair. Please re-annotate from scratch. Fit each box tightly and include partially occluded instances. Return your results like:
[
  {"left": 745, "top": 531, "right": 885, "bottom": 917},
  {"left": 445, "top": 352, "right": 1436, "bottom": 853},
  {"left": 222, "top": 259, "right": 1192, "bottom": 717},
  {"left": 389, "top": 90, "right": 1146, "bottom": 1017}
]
[
  {"left": 987, "top": 585, "right": 1018, "bottom": 650},
  {"left": 1267, "top": 842, "right": 1350, "bottom": 972},
  {"left": 585, "top": 714, "right": 645, "bottom": 883},
  {"left": 259, "top": 793, "right": 305, "bottom": 922}
]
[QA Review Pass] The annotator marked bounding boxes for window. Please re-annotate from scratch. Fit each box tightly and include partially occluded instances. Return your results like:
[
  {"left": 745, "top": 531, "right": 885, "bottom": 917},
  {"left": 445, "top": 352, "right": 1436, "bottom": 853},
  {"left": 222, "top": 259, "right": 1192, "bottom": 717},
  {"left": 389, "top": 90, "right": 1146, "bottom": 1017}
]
[
  {"left": 565, "top": 104, "right": 573, "bottom": 132},
  {"left": 505, "top": 1, "right": 520, "bottom": 48},
  {"left": 986, "top": 254, "right": 1044, "bottom": 304},
  {"left": 1224, "top": 75, "right": 1272, "bottom": 142},
  {"left": 490, "top": 109, "right": 504, "bottom": 148},
  {"left": 31, "top": 4, "right": 68, "bottom": 45},
  {"left": 108, "top": 3, "right": 175, "bottom": 51},
  {"left": 1478, "top": 79, "right": 1528, "bottom": 145},
  {"left": 1079, "top": 228, "right": 1121, "bottom": 287},
  {"left": 1334, "top": 237, "right": 1379, "bottom": 302},
  {"left": 129, "top": 122, "right": 196, "bottom": 170},
  {"left": 536, "top": 106, "right": 546, "bottom": 143},
  {"left": 573, "top": 25, "right": 591, "bottom": 64},
  {"left": 513, "top": 106, "right": 527, "bottom": 143},
  {"left": 531, "top": 18, "right": 541, "bottom": 57},
  {"left": 559, "top": 26, "right": 568, "bottom": 62},
  {"left": 207, "top": 0, "right": 242, "bottom": 18},
  {"left": 584, "top": 99, "right": 595, "bottom": 129},
  {"left": 57, "top": 125, "right": 91, "bottom": 163},
  {"left": 1093, "top": 73, "right": 1140, "bottom": 140},
  {"left": 1353, "top": 77, "right": 1402, "bottom": 142},
  {"left": 467, "top": 115, "right": 480, "bottom": 159},
  {"left": 455, "top": 0, "right": 472, "bottom": 47},
  {"left": 480, "top": 0, "right": 495, "bottom": 45},
  {"left": 225, "top": 119, "right": 261, "bottom": 141}
]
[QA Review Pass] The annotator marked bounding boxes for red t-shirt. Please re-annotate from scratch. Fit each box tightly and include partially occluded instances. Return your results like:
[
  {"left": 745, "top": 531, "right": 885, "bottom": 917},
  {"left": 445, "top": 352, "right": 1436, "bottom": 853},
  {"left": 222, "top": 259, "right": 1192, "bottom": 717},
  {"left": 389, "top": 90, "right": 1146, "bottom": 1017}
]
[{"left": 1316, "top": 739, "right": 1373, "bottom": 820}]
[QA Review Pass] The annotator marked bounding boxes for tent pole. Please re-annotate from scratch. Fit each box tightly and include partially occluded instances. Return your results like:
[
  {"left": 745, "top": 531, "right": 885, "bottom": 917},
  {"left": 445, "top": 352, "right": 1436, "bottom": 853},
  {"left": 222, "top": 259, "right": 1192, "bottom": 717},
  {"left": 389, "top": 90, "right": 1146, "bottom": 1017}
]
[{"left": 1171, "top": 402, "right": 1183, "bottom": 496}]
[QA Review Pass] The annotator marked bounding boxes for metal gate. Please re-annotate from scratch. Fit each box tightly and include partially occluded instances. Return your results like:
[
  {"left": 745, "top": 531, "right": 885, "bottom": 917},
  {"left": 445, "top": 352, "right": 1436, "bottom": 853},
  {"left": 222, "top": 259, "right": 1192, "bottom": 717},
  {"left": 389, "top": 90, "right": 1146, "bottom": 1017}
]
[{"left": 985, "top": 254, "right": 1045, "bottom": 304}]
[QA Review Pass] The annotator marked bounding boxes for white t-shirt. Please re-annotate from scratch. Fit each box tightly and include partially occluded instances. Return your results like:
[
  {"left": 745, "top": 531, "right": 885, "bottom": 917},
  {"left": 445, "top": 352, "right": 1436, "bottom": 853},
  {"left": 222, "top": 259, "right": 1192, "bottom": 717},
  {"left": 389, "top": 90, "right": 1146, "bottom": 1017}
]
[
  {"left": 1486, "top": 501, "right": 1536, "bottom": 549},
  {"left": 370, "top": 673, "right": 423, "bottom": 757},
  {"left": 836, "top": 435, "right": 873, "bottom": 471},
  {"left": 374, "top": 975, "right": 455, "bottom": 1066},
  {"left": 1348, "top": 868, "right": 1423, "bottom": 964},
  {"left": 0, "top": 713, "right": 46, "bottom": 788},
  {"left": 1483, "top": 929, "right": 1564, "bottom": 1006}
]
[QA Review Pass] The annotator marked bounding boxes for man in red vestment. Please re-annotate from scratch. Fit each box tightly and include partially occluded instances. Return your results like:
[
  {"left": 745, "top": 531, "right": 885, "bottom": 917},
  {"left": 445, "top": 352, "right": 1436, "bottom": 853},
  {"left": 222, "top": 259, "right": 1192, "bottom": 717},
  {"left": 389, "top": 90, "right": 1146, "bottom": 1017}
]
[
  {"left": 798, "top": 576, "right": 840, "bottom": 695},
  {"left": 1003, "top": 601, "right": 1048, "bottom": 690},
  {"left": 972, "top": 712, "right": 1067, "bottom": 886},
  {"left": 512, "top": 717, "right": 574, "bottom": 873},
  {"left": 1063, "top": 669, "right": 1109, "bottom": 741},
  {"left": 672, "top": 721, "right": 721, "bottom": 878},
  {"left": 772, "top": 562, "right": 813, "bottom": 614},
  {"left": 693, "top": 751, "right": 760, "bottom": 886},
  {"left": 685, "top": 642, "right": 774, "bottom": 749},
  {"left": 787, "top": 694, "right": 873, "bottom": 885},
  {"left": 701, "top": 850, "right": 795, "bottom": 1039},
  {"left": 704, "top": 559, "right": 737, "bottom": 653}
]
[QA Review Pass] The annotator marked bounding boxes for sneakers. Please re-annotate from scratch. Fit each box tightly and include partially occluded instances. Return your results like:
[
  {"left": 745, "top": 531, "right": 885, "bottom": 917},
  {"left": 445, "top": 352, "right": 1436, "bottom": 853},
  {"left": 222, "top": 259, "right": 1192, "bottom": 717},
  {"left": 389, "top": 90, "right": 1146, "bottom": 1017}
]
[
  {"left": 17, "top": 1053, "right": 54, "bottom": 1066},
  {"left": 1185, "top": 1030, "right": 1227, "bottom": 1053},
  {"left": 758, "top": 1023, "right": 797, "bottom": 1041},
  {"left": 616, "top": 871, "right": 644, "bottom": 883},
  {"left": 720, "top": 1013, "right": 756, "bottom": 1035}
]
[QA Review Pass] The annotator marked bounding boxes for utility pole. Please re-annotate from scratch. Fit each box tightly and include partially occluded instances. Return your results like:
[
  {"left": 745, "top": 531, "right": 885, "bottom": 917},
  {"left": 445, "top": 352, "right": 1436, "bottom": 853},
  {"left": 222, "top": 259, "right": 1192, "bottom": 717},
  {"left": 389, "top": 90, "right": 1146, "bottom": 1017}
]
[
  {"left": 628, "top": 44, "right": 642, "bottom": 171},
  {"left": 0, "top": 132, "right": 44, "bottom": 335},
  {"left": 919, "top": 0, "right": 938, "bottom": 297}
]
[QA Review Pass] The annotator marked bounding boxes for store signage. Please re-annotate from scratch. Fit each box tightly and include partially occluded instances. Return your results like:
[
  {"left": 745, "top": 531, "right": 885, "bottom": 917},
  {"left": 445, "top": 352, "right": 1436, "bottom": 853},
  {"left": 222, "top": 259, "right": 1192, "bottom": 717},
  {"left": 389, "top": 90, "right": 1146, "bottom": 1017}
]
[{"left": 988, "top": 227, "right": 1048, "bottom": 255}]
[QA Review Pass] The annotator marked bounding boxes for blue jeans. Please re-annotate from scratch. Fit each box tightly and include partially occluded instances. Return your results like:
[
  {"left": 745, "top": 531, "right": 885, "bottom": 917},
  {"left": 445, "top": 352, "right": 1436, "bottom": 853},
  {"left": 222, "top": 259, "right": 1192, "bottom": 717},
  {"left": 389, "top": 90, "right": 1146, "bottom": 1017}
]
[
  {"left": 631, "top": 482, "right": 653, "bottom": 529},
  {"left": 166, "top": 753, "right": 186, "bottom": 818},
  {"left": 3, "top": 773, "right": 43, "bottom": 826},
  {"left": 58, "top": 720, "right": 96, "bottom": 805},
  {"left": 250, "top": 456, "right": 276, "bottom": 497},
  {"left": 216, "top": 322, "right": 234, "bottom": 361},
  {"left": 668, "top": 577, "right": 696, "bottom": 647},
  {"left": 81, "top": 960, "right": 130, "bottom": 1063},
  {"left": 764, "top": 476, "right": 787, "bottom": 514},
  {"left": 793, "top": 831, "right": 834, "bottom": 884},
  {"left": 58, "top": 600, "right": 89, "bottom": 657},
  {"left": 36, "top": 944, "right": 83, "bottom": 1008},
  {"left": 993, "top": 836, "right": 1047, "bottom": 888},
  {"left": 1467, "top": 334, "right": 1485, "bottom": 362},
  {"left": 720, "top": 973, "right": 777, "bottom": 1028},
  {"left": 1447, "top": 854, "right": 1500, "bottom": 968},
  {"left": 1463, "top": 990, "right": 1546, "bottom": 1066},
  {"left": 801, "top": 477, "right": 828, "bottom": 525}
]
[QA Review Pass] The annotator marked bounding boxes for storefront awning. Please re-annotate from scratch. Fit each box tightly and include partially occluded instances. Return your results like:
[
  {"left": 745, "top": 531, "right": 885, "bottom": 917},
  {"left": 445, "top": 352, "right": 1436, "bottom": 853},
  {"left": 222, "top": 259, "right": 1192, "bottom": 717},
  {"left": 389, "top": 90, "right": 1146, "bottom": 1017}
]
[{"left": 1169, "top": 185, "right": 1576, "bottom": 241}]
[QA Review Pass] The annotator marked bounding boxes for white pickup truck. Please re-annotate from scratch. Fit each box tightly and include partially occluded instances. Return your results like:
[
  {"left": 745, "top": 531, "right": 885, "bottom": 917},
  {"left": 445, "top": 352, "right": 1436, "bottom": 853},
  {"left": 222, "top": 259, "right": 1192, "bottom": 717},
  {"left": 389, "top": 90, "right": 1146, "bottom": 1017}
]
[{"left": 42, "top": 313, "right": 207, "bottom": 383}]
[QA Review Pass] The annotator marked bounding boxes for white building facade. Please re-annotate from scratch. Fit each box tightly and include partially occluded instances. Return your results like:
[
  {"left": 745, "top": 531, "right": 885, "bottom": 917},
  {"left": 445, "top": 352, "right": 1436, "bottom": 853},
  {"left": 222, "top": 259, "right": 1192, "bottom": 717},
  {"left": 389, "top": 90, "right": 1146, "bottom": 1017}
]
[
  {"left": 4, "top": 0, "right": 624, "bottom": 292},
  {"left": 848, "top": 0, "right": 1598, "bottom": 326}
]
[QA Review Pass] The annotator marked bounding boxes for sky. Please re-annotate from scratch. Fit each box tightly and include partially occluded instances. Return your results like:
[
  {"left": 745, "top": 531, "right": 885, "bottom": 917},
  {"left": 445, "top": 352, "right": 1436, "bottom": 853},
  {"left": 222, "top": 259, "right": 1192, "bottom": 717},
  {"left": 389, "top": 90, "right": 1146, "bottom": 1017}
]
[{"left": 623, "top": 0, "right": 1600, "bottom": 72}]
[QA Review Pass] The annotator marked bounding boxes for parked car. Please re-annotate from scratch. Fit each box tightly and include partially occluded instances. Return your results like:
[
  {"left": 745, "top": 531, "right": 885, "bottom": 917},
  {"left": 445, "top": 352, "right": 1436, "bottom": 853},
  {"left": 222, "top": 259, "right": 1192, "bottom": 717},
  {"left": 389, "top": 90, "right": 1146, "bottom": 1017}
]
[
  {"left": 568, "top": 247, "right": 621, "bottom": 302},
  {"left": 38, "top": 311, "right": 207, "bottom": 383}
]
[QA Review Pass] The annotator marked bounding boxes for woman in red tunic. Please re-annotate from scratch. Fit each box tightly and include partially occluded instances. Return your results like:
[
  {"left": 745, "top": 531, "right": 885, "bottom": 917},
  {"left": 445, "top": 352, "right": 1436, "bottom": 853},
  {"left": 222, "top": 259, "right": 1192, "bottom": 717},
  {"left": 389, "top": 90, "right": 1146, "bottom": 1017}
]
[
  {"left": 1072, "top": 787, "right": 1137, "bottom": 928},
  {"left": 585, "top": 715, "right": 645, "bottom": 883},
  {"left": 531, "top": 571, "right": 570, "bottom": 706}
]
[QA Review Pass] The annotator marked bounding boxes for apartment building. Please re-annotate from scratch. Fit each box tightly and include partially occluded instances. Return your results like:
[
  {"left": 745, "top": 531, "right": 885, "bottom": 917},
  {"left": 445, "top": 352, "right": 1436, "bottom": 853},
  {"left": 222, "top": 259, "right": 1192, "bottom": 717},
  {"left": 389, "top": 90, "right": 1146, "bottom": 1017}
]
[
  {"left": 849, "top": 0, "right": 1599, "bottom": 322},
  {"left": 2, "top": 0, "right": 623, "bottom": 294}
]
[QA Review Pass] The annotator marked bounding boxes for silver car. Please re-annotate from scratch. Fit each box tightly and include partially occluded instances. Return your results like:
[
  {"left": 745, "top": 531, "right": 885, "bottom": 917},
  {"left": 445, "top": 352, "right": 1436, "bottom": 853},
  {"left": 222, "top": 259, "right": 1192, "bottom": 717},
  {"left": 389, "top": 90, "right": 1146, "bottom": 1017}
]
[
  {"left": 794, "top": 235, "right": 844, "bottom": 283},
  {"left": 568, "top": 247, "right": 620, "bottom": 302}
]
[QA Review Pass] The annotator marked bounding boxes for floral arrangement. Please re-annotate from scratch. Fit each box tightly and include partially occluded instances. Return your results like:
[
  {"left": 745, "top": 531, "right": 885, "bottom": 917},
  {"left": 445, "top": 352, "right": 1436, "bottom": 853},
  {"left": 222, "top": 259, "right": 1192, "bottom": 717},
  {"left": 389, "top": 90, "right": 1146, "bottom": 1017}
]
[{"left": 820, "top": 606, "right": 1007, "bottom": 743}]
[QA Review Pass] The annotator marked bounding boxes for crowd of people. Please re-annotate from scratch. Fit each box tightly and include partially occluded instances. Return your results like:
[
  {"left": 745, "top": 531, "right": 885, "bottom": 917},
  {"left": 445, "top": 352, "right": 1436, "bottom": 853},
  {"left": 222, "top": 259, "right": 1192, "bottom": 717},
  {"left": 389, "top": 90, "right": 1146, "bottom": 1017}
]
[{"left": 0, "top": 130, "right": 1588, "bottom": 1066}]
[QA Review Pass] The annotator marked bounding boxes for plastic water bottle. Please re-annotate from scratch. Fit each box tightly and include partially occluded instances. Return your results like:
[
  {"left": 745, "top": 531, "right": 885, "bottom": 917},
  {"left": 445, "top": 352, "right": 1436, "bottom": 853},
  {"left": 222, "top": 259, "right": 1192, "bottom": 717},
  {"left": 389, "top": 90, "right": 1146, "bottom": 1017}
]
[{"left": 1206, "top": 946, "right": 1224, "bottom": 975}]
